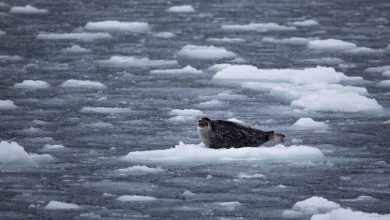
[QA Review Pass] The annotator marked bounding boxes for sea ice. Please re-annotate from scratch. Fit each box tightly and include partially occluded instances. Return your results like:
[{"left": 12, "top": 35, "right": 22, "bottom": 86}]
[
  {"left": 13, "top": 80, "right": 50, "bottom": 90},
  {"left": 0, "top": 55, "right": 23, "bottom": 61},
  {"left": 0, "top": 100, "right": 17, "bottom": 110},
  {"left": 150, "top": 65, "right": 202, "bottom": 75},
  {"left": 282, "top": 196, "right": 340, "bottom": 217},
  {"left": 308, "top": 39, "right": 357, "bottom": 51},
  {"left": 153, "top": 32, "right": 175, "bottom": 38},
  {"left": 96, "top": 56, "right": 178, "bottom": 68},
  {"left": 206, "top": 37, "right": 245, "bottom": 44},
  {"left": 169, "top": 109, "right": 204, "bottom": 122},
  {"left": 302, "top": 57, "right": 344, "bottom": 65},
  {"left": 44, "top": 201, "right": 80, "bottom": 210},
  {"left": 60, "top": 79, "right": 107, "bottom": 89},
  {"left": 221, "top": 23, "right": 296, "bottom": 32},
  {"left": 41, "top": 144, "right": 65, "bottom": 152},
  {"left": 378, "top": 80, "right": 390, "bottom": 87},
  {"left": 166, "top": 5, "right": 195, "bottom": 13},
  {"left": 292, "top": 19, "right": 319, "bottom": 26},
  {"left": 0, "top": 30, "right": 5, "bottom": 36},
  {"left": 177, "top": 45, "right": 236, "bottom": 60},
  {"left": 121, "top": 142, "right": 324, "bottom": 164},
  {"left": 199, "top": 100, "right": 223, "bottom": 107},
  {"left": 85, "top": 21, "right": 150, "bottom": 33},
  {"left": 227, "top": 118, "right": 244, "bottom": 124},
  {"left": 37, "top": 32, "right": 112, "bottom": 41},
  {"left": 345, "top": 47, "right": 384, "bottom": 55},
  {"left": 9, "top": 5, "right": 48, "bottom": 14},
  {"left": 116, "top": 195, "right": 157, "bottom": 202},
  {"left": 311, "top": 208, "right": 390, "bottom": 220},
  {"left": 262, "top": 37, "right": 310, "bottom": 45},
  {"left": 80, "top": 107, "right": 132, "bottom": 114},
  {"left": 382, "top": 71, "right": 390, "bottom": 77},
  {"left": 62, "top": 44, "right": 91, "bottom": 53},
  {"left": 115, "top": 165, "right": 165, "bottom": 175},
  {"left": 366, "top": 65, "right": 390, "bottom": 73},
  {"left": 293, "top": 118, "right": 328, "bottom": 130},
  {"left": 0, "top": 141, "right": 53, "bottom": 164},
  {"left": 238, "top": 173, "right": 265, "bottom": 179}
]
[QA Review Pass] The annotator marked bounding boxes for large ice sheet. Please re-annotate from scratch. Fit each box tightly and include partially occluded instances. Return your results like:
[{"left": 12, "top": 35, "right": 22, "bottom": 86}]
[{"left": 121, "top": 142, "right": 324, "bottom": 164}]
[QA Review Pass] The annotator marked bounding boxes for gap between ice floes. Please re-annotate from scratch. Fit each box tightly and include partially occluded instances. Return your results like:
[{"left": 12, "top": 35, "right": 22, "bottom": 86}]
[{"left": 121, "top": 142, "right": 324, "bottom": 164}]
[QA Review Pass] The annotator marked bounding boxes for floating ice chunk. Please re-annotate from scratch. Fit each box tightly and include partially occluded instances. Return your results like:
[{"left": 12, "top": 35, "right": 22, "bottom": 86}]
[
  {"left": 9, "top": 5, "right": 48, "bottom": 14},
  {"left": 150, "top": 65, "right": 202, "bottom": 75},
  {"left": 167, "top": 5, "right": 195, "bottom": 13},
  {"left": 85, "top": 21, "right": 150, "bottom": 33},
  {"left": 62, "top": 44, "right": 91, "bottom": 53},
  {"left": 0, "top": 141, "right": 53, "bottom": 164},
  {"left": 0, "top": 55, "right": 22, "bottom": 61},
  {"left": 378, "top": 80, "right": 390, "bottom": 87},
  {"left": 82, "top": 122, "right": 113, "bottom": 128},
  {"left": 227, "top": 118, "right": 244, "bottom": 124},
  {"left": 214, "top": 201, "right": 240, "bottom": 211},
  {"left": 41, "top": 144, "right": 65, "bottom": 152},
  {"left": 382, "top": 71, "right": 390, "bottom": 77},
  {"left": 302, "top": 57, "right": 344, "bottom": 65},
  {"left": 0, "top": 30, "right": 5, "bottom": 36},
  {"left": 213, "top": 65, "right": 357, "bottom": 84},
  {"left": 169, "top": 109, "right": 203, "bottom": 122},
  {"left": 182, "top": 190, "right": 196, "bottom": 197},
  {"left": 365, "top": 65, "right": 390, "bottom": 73},
  {"left": 177, "top": 45, "right": 236, "bottom": 60},
  {"left": 44, "top": 201, "right": 80, "bottom": 210},
  {"left": 199, "top": 99, "right": 223, "bottom": 107},
  {"left": 96, "top": 56, "right": 178, "bottom": 68},
  {"left": 80, "top": 107, "right": 132, "bottom": 114},
  {"left": 115, "top": 165, "right": 165, "bottom": 175},
  {"left": 206, "top": 37, "right": 245, "bottom": 44},
  {"left": 37, "top": 32, "right": 112, "bottom": 41},
  {"left": 345, "top": 47, "right": 384, "bottom": 55},
  {"left": 308, "top": 39, "right": 357, "bottom": 51},
  {"left": 340, "top": 195, "right": 377, "bottom": 202},
  {"left": 153, "top": 32, "right": 175, "bottom": 38},
  {"left": 288, "top": 196, "right": 340, "bottom": 216},
  {"left": 292, "top": 19, "right": 319, "bottom": 26},
  {"left": 22, "top": 127, "right": 46, "bottom": 134},
  {"left": 60, "top": 79, "right": 106, "bottom": 89},
  {"left": 291, "top": 90, "right": 382, "bottom": 113},
  {"left": 116, "top": 195, "right": 157, "bottom": 202},
  {"left": 262, "top": 37, "right": 310, "bottom": 45},
  {"left": 79, "top": 213, "right": 101, "bottom": 219},
  {"left": 13, "top": 80, "right": 50, "bottom": 90},
  {"left": 293, "top": 118, "right": 328, "bottom": 130},
  {"left": 238, "top": 173, "right": 265, "bottom": 179},
  {"left": 221, "top": 23, "right": 296, "bottom": 32},
  {"left": 121, "top": 142, "right": 324, "bottom": 164},
  {"left": 0, "top": 100, "right": 17, "bottom": 110},
  {"left": 311, "top": 208, "right": 390, "bottom": 220}
]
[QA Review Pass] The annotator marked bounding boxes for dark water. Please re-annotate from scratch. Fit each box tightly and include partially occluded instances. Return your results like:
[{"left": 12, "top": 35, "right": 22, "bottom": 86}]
[{"left": 0, "top": 0, "right": 389, "bottom": 219}]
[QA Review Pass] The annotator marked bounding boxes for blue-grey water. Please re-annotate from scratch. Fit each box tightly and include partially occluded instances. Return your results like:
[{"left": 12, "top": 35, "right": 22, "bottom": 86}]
[{"left": 0, "top": 0, "right": 389, "bottom": 219}]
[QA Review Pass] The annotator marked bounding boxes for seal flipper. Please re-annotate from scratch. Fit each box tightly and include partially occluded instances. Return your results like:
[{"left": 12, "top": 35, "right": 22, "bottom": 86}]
[{"left": 266, "top": 132, "right": 285, "bottom": 144}]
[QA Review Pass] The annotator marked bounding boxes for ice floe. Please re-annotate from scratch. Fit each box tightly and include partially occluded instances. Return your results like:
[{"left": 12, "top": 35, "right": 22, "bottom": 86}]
[
  {"left": 0, "top": 55, "right": 22, "bottom": 61},
  {"left": 62, "top": 44, "right": 91, "bottom": 53},
  {"left": 291, "top": 19, "right": 319, "bottom": 26},
  {"left": 366, "top": 65, "right": 390, "bottom": 74},
  {"left": 116, "top": 195, "right": 157, "bottom": 202},
  {"left": 60, "top": 79, "right": 107, "bottom": 89},
  {"left": 121, "top": 142, "right": 324, "bottom": 164},
  {"left": 238, "top": 173, "right": 265, "bottom": 179},
  {"left": 80, "top": 107, "right": 132, "bottom": 114},
  {"left": 0, "top": 30, "right": 5, "bottom": 36},
  {"left": 153, "top": 32, "right": 175, "bottom": 38},
  {"left": 221, "top": 23, "right": 296, "bottom": 32},
  {"left": 382, "top": 71, "right": 390, "bottom": 77},
  {"left": 37, "top": 32, "right": 112, "bottom": 41},
  {"left": 340, "top": 195, "right": 377, "bottom": 202},
  {"left": 85, "top": 21, "right": 150, "bottom": 33},
  {"left": 13, "top": 80, "right": 50, "bottom": 90},
  {"left": 311, "top": 208, "right": 390, "bottom": 220},
  {"left": 378, "top": 80, "right": 390, "bottom": 87},
  {"left": 345, "top": 47, "right": 384, "bottom": 55},
  {"left": 150, "top": 65, "right": 202, "bottom": 75},
  {"left": 214, "top": 201, "right": 241, "bottom": 211},
  {"left": 206, "top": 37, "right": 245, "bottom": 44},
  {"left": 167, "top": 5, "right": 195, "bottom": 13},
  {"left": 262, "top": 37, "right": 310, "bottom": 45},
  {"left": 0, "top": 141, "right": 53, "bottom": 164},
  {"left": 9, "top": 5, "right": 48, "bottom": 14},
  {"left": 199, "top": 99, "right": 224, "bottom": 108},
  {"left": 41, "top": 144, "right": 65, "bottom": 152},
  {"left": 115, "top": 165, "right": 165, "bottom": 175},
  {"left": 169, "top": 109, "right": 204, "bottom": 122},
  {"left": 227, "top": 118, "right": 244, "bottom": 124},
  {"left": 44, "top": 201, "right": 80, "bottom": 210},
  {"left": 293, "top": 118, "right": 328, "bottom": 130},
  {"left": 177, "top": 45, "right": 236, "bottom": 60},
  {"left": 96, "top": 56, "right": 178, "bottom": 68},
  {"left": 301, "top": 57, "right": 345, "bottom": 65},
  {"left": 0, "top": 100, "right": 17, "bottom": 110},
  {"left": 308, "top": 39, "right": 357, "bottom": 51}
]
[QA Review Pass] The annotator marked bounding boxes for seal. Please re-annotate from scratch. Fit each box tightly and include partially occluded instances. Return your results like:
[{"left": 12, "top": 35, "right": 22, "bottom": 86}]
[{"left": 197, "top": 117, "right": 285, "bottom": 149}]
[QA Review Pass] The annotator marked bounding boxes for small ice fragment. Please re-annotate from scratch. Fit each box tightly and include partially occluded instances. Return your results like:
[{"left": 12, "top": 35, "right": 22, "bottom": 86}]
[
  {"left": 378, "top": 80, "right": 390, "bottom": 87},
  {"left": 60, "top": 79, "right": 106, "bottom": 89},
  {"left": 62, "top": 44, "right": 91, "bottom": 53},
  {"left": 150, "top": 65, "right": 202, "bottom": 75},
  {"left": 182, "top": 190, "right": 196, "bottom": 197},
  {"left": 37, "top": 32, "right": 112, "bottom": 41},
  {"left": 9, "top": 5, "right": 48, "bottom": 14},
  {"left": 0, "top": 100, "right": 17, "bottom": 110},
  {"left": 167, "top": 5, "right": 195, "bottom": 13},
  {"left": 85, "top": 21, "right": 150, "bottom": 33},
  {"left": 293, "top": 118, "right": 328, "bottom": 130},
  {"left": 80, "top": 107, "right": 132, "bottom": 114},
  {"left": 116, "top": 195, "right": 157, "bottom": 202},
  {"left": 96, "top": 56, "right": 178, "bottom": 68},
  {"left": 292, "top": 19, "right": 319, "bottom": 26},
  {"left": 42, "top": 144, "right": 65, "bottom": 152},
  {"left": 44, "top": 201, "right": 80, "bottom": 210},
  {"left": 115, "top": 165, "right": 165, "bottom": 175},
  {"left": 227, "top": 118, "right": 244, "bottom": 124},
  {"left": 222, "top": 23, "right": 296, "bottom": 32},
  {"left": 177, "top": 45, "right": 236, "bottom": 60},
  {"left": 308, "top": 39, "right": 357, "bottom": 51},
  {"left": 262, "top": 37, "right": 310, "bottom": 45},
  {"left": 206, "top": 37, "right": 245, "bottom": 44},
  {"left": 199, "top": 100, "right": 223, "bottom": 107},
  {"left": 238, "top": 173, "right": 265, "bottom": 179},
  {"left": 13, "top": 80, "right": 50, "bottom": 90},
  {"left": 153, "top": 32, "right": 175, "bottom": 38}
]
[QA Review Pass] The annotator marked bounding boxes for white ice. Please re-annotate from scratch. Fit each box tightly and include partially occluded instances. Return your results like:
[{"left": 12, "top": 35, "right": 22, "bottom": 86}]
[
  {"left": 345, "top": 47, "right": 384, "bottom": 55},
  {"left": 378, "top": 80, "right": 390, "bottom": 87},
  {"left": 116, "top": 195, "right": 157, "bottom": 202},
  {"left": 85, "top": 21, "right": 150, "bottom": 33},
  {"left": 166, "top": 5, "right": 195, "bottom": 13},
  {"left": 292, "top": 19, "right": 319, "bottom": 26},
  {"left": 262, "top": 37, "right": 310, "bottom": 45},
  {"left": 80, "top": 107, "right": 132, "bottom": 114},
  {"left": 282, "top": 196, "right": 340, "bottom": 218},
  {"left": 44, "top": 201, "right": 80, "bottom": 210},
  {"left": 153, "top": 32, "right": 176, "bottom": 38},
  {"left": 150, "top": 65, "right": 202, "bottom": 75},
  {"left": 308, "top": 39, "right": 357, "bottom": 51},
  {"left": 199, "top": 100, "right": 224, "bottom": 108},
  {"left": 177, "top": 45, "right": 236, "bottom": 60},
  {"left": 9, "top": 5, "right": 48, "bottom": 14},
  {"left": 60, "top": 79, "right": 107, "bottom": 89},
  {"left": 366, "top": 65, "right": 390, "bottom": 73},
  {"left": 96, "top": 56, "right": 178, "bottom": 68},
  {"left": 206, "top": 37, "right": 245, "bottom": 44},
  {"left": 0, "top": 30, "right": 5, "bottom": 36},
  {"left": 0, "top": 100, "right": 17, "bottom": 110},
  {"left": 311, "top": 208, "right": 390, "bottom": 220},
  {"left": 0, "top": 55, "right": 23, "bottom": 61},
  {"left": 13, "top": 80, "right": 50, "bottom": 90},
  {"left": 340, "top": 195, "right": 377, "bottom": 202},
  {"left": 227, "top": 118, "right": 244, "bottom": 124},
  {"left": 214, "top": 201, "right": 241, "bottom": 211},
  {"left": 121, "top": 142, "right": 324, "bottom": 164},
  {"left": 41, "top": 144, "right": 65, "bottom": 152},
  {"left": 238, "top": 173, "right": 265, "bottom": 179},
  {"left": 115, "top": 165, "right": 165, "bottom": 175},
  {"left": 37, "top": 32, "right": 112, "bottom": 41},
  {"left": 169, "top": 109, "right": 204, "bottom": 122},
  {"left": 221, "top": 23, "right": 296, "bottom": 32},
  {"left": 382, "top": 71, "right": 390, "bottom": 77},
  {"left": 0, "top": 141, "right": 53, "bottom": 164},
  {"left": 62, "top": 44, "right": 91, "bottom": 53},
  {"left": 293, "top": 118, "right": 328, "bottom": 130}
]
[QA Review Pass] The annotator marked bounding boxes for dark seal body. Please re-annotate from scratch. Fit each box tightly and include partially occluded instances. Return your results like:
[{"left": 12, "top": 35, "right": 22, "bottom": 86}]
[{"left": 197, "top": 117, "right": 285, "bottom": 149}]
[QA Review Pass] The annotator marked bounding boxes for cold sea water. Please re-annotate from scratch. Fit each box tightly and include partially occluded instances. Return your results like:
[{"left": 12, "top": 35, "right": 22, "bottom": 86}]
[{"left": 0, "top": 0, "right": 390, "bottom": 219}]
